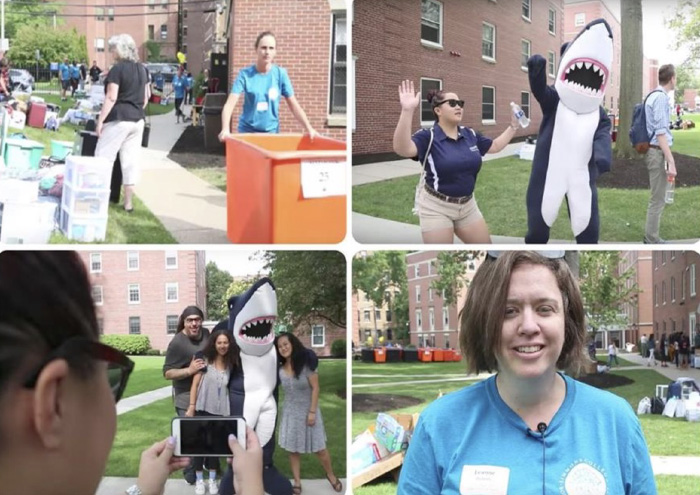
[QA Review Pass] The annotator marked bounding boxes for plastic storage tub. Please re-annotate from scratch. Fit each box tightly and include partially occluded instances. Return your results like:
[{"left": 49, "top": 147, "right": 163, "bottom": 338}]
[
  {"left": 418, "top": 348, "right": 433, "bottom": 362},
  {"left": 61, "top": 182, "right": 110, "bottom": 216},
  {"left": 225, "top": 134, "right": 346, "bottom": 243},
  {"left": 432, "top": 349, "right": 444, "bottom": 362},
  {"left": 51, "top": 140, "right": 75, "bottom": 160},
  {"left": 4, "top": 138, "right": 44, "bottom": 170},
  {"left": 60, "top": 207, "right": 107, "bottom": 242},
  {"left": 0, "top": 201, "right": 57, "bottom": 244},
  {"left": 64, "top": 155, "right": 112, "bottom": 189},
  {"left": 374, "top": 347, "right": 386, "bottom": 363}
]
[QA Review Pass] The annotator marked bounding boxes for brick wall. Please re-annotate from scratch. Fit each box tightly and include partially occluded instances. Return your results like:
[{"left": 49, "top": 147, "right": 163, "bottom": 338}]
[
  {"left": 228, "top": 0, "right": 346, "bottom": 141},
  {"left": 294, "top": 320, "right": 346, "bottom": 357},
  {"left": 652, "top": 251, "right": 700, "bottom": 341},
  {"left": 353, "top": 0, "right": 562, "bottom": 160}
]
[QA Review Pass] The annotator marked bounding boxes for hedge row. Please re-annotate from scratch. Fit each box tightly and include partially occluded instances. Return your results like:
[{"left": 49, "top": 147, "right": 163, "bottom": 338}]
[{"left": 100, "top": 335, "right": 152, "bottom": 355}]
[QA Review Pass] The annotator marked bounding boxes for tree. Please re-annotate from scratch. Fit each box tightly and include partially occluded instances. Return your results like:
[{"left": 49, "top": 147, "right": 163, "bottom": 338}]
[
  {"left": 669, "top": 0, "right": 700, "bottom": 65},
  {"left": 431, "top": 251, "right": 479, "bottom": 307},
  {"left": 205, "top": 262, "right": 233, "bottom": 322},
  {"left": 4, "top": 0, "right": 54, "bottom": 40},
  {"left": 262, "top": 251, "right": 346, "bottom": 329},
  {"left": 8, "top": 25, "right": 87, "bottom": 65},
  {"left": 673, "top": 63, "right": 700, "bottom": 104},
  {"left": 145, "top": 41, "right": 161, "bottom": 62},
  {"left": 578, "top": 252, "right": 639, "bottom": 338},
  {"left": 615, "top": 0, "right": 644, "bottom": 159}
]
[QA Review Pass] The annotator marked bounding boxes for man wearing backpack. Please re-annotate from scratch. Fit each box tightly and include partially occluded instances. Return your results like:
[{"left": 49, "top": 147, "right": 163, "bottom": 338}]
[{"left": 644, "top": 64, "right": 677, "bottom": 244}]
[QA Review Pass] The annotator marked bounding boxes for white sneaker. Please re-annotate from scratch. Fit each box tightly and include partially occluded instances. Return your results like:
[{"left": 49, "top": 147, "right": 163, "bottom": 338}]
[
  {"left": 195, "top": 480, "right": 206, "bottom": 495},
  {"left": 208, "top": 479, "right": 219, "bottom": 495}
]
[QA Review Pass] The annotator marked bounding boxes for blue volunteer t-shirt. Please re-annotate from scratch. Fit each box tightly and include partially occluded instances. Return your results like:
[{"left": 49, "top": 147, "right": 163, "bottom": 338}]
[
  {"left": 172, "top": 75, "right": 187, "bottom": 99},
  {"left": 411, "top": 124, "right": 493, "bottom": 197},
  {"left": 59, "top": 63, "right": 70, "bottom": 80},
  {"left": 231, "top": 64, "right": 294, "bottom": 133},
  {"left": 70, "top": 65, "right": 80, "bottom": 79},
  {"left": 398, "top": 373, "right": 657, "bottom": 495}
]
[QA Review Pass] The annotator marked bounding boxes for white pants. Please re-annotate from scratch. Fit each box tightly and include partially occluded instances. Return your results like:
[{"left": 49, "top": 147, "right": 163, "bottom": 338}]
[
  {"left": 648, "top": 349, "right": 656, "bottom": 365},
  {"left": 95, "top": 119, "right": 145, "bottom": 185}
]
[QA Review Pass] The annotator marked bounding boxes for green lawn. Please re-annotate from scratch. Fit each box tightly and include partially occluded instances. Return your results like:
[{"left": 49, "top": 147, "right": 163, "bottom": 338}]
[
  {"left": 122, "top": 356, "right": 169, "bottom": 399},
  {"left": 107, "top": 359, "right": 347, "bottom": 481},
  {"left": 353, "top": 156, "right": 700, "bottom": 241},
  {"left": 189, "top": 167, "right": 227, "bottom": 192},
  {"left": 31, "top": 90, "right": 174, "bottom": 117},
  {"left": 669, "top": 113, "right": 700, "bottom": 158},
  {"left": 594, "top": 353, "right": 636, "bottom": 367}
]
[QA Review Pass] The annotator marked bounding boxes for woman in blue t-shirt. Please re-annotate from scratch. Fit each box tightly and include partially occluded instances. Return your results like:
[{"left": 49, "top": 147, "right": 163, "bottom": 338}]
[
  {"left": 169, "top": 66, "right": 189, "bottom": 124},
  {"left": 218, "top": 31, "right": 318, "bottom": 140},
  {"left": 393, "top": 80, "right": 520, "bottom": 244}
]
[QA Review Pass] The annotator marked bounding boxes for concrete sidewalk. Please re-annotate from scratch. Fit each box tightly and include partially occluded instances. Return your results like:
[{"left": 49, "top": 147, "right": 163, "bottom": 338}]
[
  {"left": 135, "top": 106, "right": 229, "bottom": 244},
  {"left": 117, "top": 386, "right": 172, "bottom": 415},
  {"left": 96, "top": 477, "right": 347, "bottom": 495},
  {"left": 617, "top": 351, "right": 700, "bottom": 382}
]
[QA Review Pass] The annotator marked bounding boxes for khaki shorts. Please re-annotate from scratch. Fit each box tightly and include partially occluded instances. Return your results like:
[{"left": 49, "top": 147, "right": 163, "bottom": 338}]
[
  {"left": 417, "top": 187, "right": 484, "bottom": 232},
  {"left": 95, "top": 119, "right": 145, "bottom": 185}
]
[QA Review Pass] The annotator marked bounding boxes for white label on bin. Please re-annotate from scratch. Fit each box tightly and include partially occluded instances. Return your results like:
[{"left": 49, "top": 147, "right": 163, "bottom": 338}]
[{"left": 300, "top": 161, "right": 346, "bottom": 198}]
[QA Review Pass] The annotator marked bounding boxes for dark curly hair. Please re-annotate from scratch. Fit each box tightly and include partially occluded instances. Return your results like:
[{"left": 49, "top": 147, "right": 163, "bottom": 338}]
[
  {"left": 427, "top": 89, "right": 449, "bottom": 122},
  {"left": 203, "top": 329, "right": 241, "bottom": 373},
  {"left": 274, "top": 332, "right": 309, "bottom": 379}
]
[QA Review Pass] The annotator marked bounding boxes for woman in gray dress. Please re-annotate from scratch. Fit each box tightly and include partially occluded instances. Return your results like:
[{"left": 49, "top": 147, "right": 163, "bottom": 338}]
[{"left": 275, "top": 332, "right": 342, "bottom": 495}]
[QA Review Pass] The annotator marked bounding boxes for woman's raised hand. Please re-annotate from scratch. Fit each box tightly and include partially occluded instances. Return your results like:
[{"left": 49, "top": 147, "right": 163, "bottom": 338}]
[{"left": 398, "top": 80, "right": 420, "bottom": 111}]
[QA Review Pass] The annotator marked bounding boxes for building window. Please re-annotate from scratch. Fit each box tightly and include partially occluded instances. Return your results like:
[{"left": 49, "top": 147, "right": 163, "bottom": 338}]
[
  {"left": 654, "top": 284, "right": 658, "bottom": 306},
  {"left": 521, "top": 40, "right": 531, "bottom": 69},
  {"left": 416, "top": 285, "right": 422, "bottom": 303},
  {"left": 182, "top": 44, "right": 187, "bottom": 54},
  {"left": 443, "top": 307, "right": 449, "bottom": 328},
  {"left": 129, "top": 316, "right": 141, "bottom": 335},
  {"left": 671, "top": 251, "right": 676, "bottom": 260},
  {"left": 128, "top": 284, "right": 141, "bottom": 304},
  {"left": 92, "top": 285, "right": 103, "bottom": 305},
  {"left": 548, "top": 7, "right": 556, "bottom": 34},
  {"left": 662, "top": 281, "right": 666, "bottom": 304},
  {"left": 183, "top": 9, "right": 187, "bottom": 18},
  {"left": 330, "top": 12, "right": 347, "bottom": 114},
  {"left": 363, "top": 310, "right": 370, "bottom": 322},
  {"left": 521, "top": 91, "right": 530, "bottom": 118},
  {"left": 166, "top": 315, "right": 178, "bottom": 334},
  {"left": 95, "top": 7, "right": 104, "bottom": 20},
  {"left": 311, "top": 325, "right": 325, "bottom": 347},
  {"left": 375, "top": 309, "right": 381, "bottom": 321},
  {"left": 108, "top": 8, "right": 114, "bottom": 21},
  {"left": 161, "top": 24, "right": 168, "bottom": 40},
  {"left": 95, "top": 38, "right": 105, "bottom": 53},
  {"left": 166, "top": 283, "right": 179, "bottom": 302},
  {"left": 482, "top": 22, "right": 496, "bottom": 61},
  {"left": 148, "top": 25, "right": 155, "bottom": 40},
  {"left": 574, "top": 13, "right": 585, "bottom": 27},
  {"left": 165, "top": 251, "right": 178, "bottom": 269},
  {"left": 90, "top": 253, "right": 102, "bottom": 272},
  {"left": 671, "top": 276, "right": 676, "bottom": 302},
  {"left": 421, "top": 0, "right": 442, "bottom": 46},
  {"left": 386, "top": 309, "right": 392, "bottom": 322},
  {"left": 662, "top": 252, "right": 667, "bottom": 264},
  {"left": 416, "top": 310, "right": 423, "bottom": 331},
  {"left": 522, "top": 0, "right": 531, "bottom": 20},
  {"left": 547, "top": 51, "right": 555, "bottom": 78},
  {"left": 682, "top": 270, "right": 687, "bottom": 300},
  {"left": 420, "top": 78, "right": 442, "bottom": 124},
  {"left": 429, "top": 288, "right": 433, "bottom": 301},
  {"left": 127, "top": 251, "right": 139, "bottom": 271},
  {"left": 161, "top": 0, "right": 167, "bottom": 8},
  {"left": 97, "top": 318, "right": 104, "bottom": 335},
  {"left": 482, "top": 86, "right": 495, "bottom": 122},
  {"left": 691, "top": 313, "right": 697, "bottom": 336},
  {"left": 183, "top": 25, "right": 188, "bottom": 37},
  {"left": 149, "top": 0, "right": 155, "bottom": 9},
  {"left": 691, "top": 264, "right": 697, "bottom": 297},
  {"left": 429, "top": 308, "right": 435, "bottom": 330}
]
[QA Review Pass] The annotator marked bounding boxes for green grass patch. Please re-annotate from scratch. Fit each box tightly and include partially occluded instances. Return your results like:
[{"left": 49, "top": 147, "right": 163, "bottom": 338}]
[
  {"left": 122, "top": 356, "right": 168, "bottom": 399},
  {"left": 670, "top": 113, "right": 700, "bottom": 158},
  {"left": 594, "top": 354, "right": 636, "bottom": 367},
  {"left": 189, "top": 167, "right": 227, "bottom": 192},
  {"left": 108, "top": 359, "right": 346, "bottom": 480},
  {"left": 352, "top": 156, "right": 700, "bottom": 242}
]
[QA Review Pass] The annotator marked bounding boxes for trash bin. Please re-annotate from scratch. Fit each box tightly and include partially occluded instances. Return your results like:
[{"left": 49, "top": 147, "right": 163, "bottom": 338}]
[
  {"left": 418, "top": 348, "right": 433, "bottom": 362},
  {"left": 374, "top": 347, "right": 386, "bottom": 363},
  {"left": 385, "top": 348, "right": 401, "bottom": 362},
  {"left": 226, "top": 134, "right": 346, "bottom": 243},
  {"left": 203, "top": 93, "right": 227, "bottom": 151},
  {"left": 403, "top": 348, "right": 418, "bottom": 362},
  {"left": 443, "top": 349, "right": 455, "bottom": 362},
  {"left": 361, "top": 348, "right": 374, "bottom": 363},
  {"left": 432, "top": 349, "right": 444, "bottom": 362}
]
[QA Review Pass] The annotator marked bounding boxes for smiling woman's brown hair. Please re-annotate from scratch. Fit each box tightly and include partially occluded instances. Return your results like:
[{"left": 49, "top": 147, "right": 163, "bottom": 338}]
[{"left": 459, "top": 251, "right": 588, "bottom": 376}]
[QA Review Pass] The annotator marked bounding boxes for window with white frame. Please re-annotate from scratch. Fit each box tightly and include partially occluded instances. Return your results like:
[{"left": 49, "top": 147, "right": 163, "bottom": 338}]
[
  {"left": 416, "top": 310, "right": 423, "bottom": 331},
  {"left": 95, "top": 7, "right": 104, "bottom": 20},
  {"left": 429, "top": 288, "right": 433, "bottom": 301},
  {"left": 90, "top": 253, "right": 102, "bottom": 273},
  {"left": 421, "top": 0, "right": 442, "bottom": 46},
  {"left": 482, "top": 23, "right": 496, "bottom": 61},
  {"left": 160, "top": 24, "right": 168, "bottom": 40},
  {"left": 92, "top": 285, "right": 103, "bottom": 305},
  {"left": 654, "top": 285, "right": 658, "bottom": 306},
  {"left": 127, "top": 251, "right": 139, "bottom": 271},
  {"left": 363, "top": 310, "right": 371, "bottom": 321},
  {"left": 161, "top": 0, "right": 167, "bottom": 8},
  {"left": 416, "top": 285, "right": 422, "bottom": 303},
  {"left": 129, "top": 316, "right": 141, "bottom": 334},
  {"left": 671, "top": 276, "right": 676, "bottom": 302},
  {"left": 521, "top": 92, "right": 530, "bottom": 118},
  {"left": 420, "top": 78, "right": 442, "bottom": 124},
  {"left": 482, "top": 86, "right": 495, "bottom": 122},
  {"left": 691, "top": 264, "right": 696, "bottom": 297},
  {"left": 547, "top": 51, "right": 555, "bottom": 78},
  {"left": 662, "top": 281, "right": 666, "bottom": 304},
  {"left": 429, "top": 308, "right": 435, "bottom": 330},
  {"left": 574, "top": 13, "right": 585, "bottom": 27},
  {"left": 166, "top": 283, "right": 179, "bottom": 302},
  {"left": 691, "top": 313, "right": 697, "bottom": 336},
  {"left": 165, "top": 251, "right": 178, "bottom": 269},
  {"left": 386, "top": 309, "right": 392, "bottom": 322},
  {"left": 166, "top": 315, "right": 178, "bottom": 334},
  {"left": 97, "top": 318, "right": 104, "bottom": 335},
  {"left": 128, "top": 284, "right": 141, "bottom": 304},
  {"left": 312, "top": 325, "right": 325, "bottom": 347},
  {"left": 521, "top": 40, "right": 531, "bottom": 69},
  {"left": 149, "top": 0, "right": 155, "bottom": 9},
  {"left": 682, "top": 270, "right": 687, "bottom": 299},
  {"left": 522, "top": 0, "right": 531, "bottom": 20},
  {"left": 330, "top": 12, "right": 347, "bottom": 115},
  {"left": 662, "top": 252, "right": 667, "bottom": 264},
  {"left": 108, "top": 7, "right": 114, "bottom": 21},
  {"left": 548, "top": 7, "right": 556, "bottom": 34},
  {"left": 375, "top": 309, "right": 381, "bottom": 321},
  {"left": 443, "top": 307, "right": 449, "bottom": 328},
  {"left": 95, "top": 38, "right": 105, "bottom": 52}
]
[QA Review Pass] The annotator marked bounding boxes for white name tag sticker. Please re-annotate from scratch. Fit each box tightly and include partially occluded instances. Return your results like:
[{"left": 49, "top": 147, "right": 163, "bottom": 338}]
[
  {"left": 300, "top": 161, "right": 346, "bottom": 199},
  {"left": 256, "top": 101, "right": 269, "bottom": 112},
  {"left": 460, "top": 465, "right": 509, "bottom": 495}
]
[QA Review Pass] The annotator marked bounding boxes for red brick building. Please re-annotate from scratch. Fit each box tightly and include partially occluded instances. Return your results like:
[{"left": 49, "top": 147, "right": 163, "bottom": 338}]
[
  {"left": 406, "top": 251, "right": 484, "bottom": 349},
  {"left": 353, "top": 0, "right": 563, "bottom": 161},
  {"left": 79, "top": 250, "right": 206, "bottom": 352},
  {"left": 294, "top": 320, "right": 346, "bottom": 357},
  {"left": 651, "top": 250, "right": 700, "bottom": 344},
  {"left": 225, "top": 0, "right": 347, "bottom": 140}
]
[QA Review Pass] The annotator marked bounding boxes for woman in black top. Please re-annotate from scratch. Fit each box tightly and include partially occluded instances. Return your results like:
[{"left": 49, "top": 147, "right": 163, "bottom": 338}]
[{"left": 95, "top": 34, "right": 151, "bottom": 212}]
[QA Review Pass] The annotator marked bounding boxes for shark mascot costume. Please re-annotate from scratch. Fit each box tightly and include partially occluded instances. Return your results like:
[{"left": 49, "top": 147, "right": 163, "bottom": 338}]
[{"left": 525, "top": 18, "right": 613, "bottom": 244}]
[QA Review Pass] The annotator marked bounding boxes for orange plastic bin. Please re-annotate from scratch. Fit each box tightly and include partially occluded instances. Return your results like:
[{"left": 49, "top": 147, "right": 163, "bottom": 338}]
[
  {"left": 225, "top": 134, "right": 346, "bottom": 243},
  {"left": 419, "top": 348, "right": 433, "bottom": 362},
  {"left": 374, "top": 347, "right": 386, "bottom": 363},
  {"left": 432, "top": 349, "right": 444, "bottom": 362}
]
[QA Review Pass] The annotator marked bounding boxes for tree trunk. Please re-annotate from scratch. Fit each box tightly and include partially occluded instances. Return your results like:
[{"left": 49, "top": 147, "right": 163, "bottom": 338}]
[{"left": 616, "top": 0, "right": 644, "bottom": 158}]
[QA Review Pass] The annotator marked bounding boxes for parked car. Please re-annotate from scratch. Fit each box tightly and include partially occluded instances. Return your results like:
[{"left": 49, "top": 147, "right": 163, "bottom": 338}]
[
  {"left": 145, "top": 63, "right": 180, "bottom": 83},
  {"left": 9, "top": 68, "right": 34, "bottom": 92}
]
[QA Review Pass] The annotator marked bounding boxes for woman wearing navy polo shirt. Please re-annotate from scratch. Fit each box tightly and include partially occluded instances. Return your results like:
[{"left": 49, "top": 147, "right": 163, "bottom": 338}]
[
  {"left": 394, "top": 80, "right": 519, "bottom": 243},
  {"left": 218, "top": 32, "right": 318, "bottom": 140}
]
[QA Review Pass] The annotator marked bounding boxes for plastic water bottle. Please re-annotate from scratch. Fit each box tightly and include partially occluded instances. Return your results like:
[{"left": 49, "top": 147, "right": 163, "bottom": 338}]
[
  {"left": 665, "top": 176, "right": 675, "bottom": 204},
  {"left": 510, "top": 102, "right": 530, "bottom": 128}
]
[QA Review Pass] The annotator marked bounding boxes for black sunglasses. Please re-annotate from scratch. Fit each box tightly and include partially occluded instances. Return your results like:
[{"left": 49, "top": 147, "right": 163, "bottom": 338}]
[
  {"left": 436, "top": 99, "right": 465, "bottom": 108},
  {"left": 23, "top": 337, "right": 135, "bottom": 403}
]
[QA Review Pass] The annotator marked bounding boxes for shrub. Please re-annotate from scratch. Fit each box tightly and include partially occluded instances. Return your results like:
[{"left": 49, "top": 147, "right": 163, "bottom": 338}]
[
  {"left": 330, "top": 338, "right": 346, "bottom": 358},
  {"left": 145, "top": 348, "right": 162, "bottom": 356},
  {"left": 100, "top": 335, "right": 152, "bottom": 355}
]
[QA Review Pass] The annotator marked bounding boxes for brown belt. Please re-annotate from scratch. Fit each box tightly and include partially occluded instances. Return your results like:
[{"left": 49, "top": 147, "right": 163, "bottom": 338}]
[
  {"left": 424, "top": 184, "right": 473, "bottom": 204},
  {"left": 649, "top": 144, "right": 661, "bottom": 150}
]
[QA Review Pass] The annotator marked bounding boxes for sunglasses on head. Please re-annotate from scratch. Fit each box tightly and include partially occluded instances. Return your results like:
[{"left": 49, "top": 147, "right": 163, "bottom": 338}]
[
  {"left": 436, "top": 99, "right": 465, "bottom": 108},
  {"left": 23, "top": 336, "right": 135, "bottom": 403}
]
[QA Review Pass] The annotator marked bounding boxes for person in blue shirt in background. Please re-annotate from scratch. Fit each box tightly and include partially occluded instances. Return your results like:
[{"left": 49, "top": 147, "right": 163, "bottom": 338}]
[
  {"left": 185, "top": 71, "right": 194, "bottom": 105},
  {"left": 168, "top": 66, "right": 189, "bottom": 124},
  {"left": 69, "top": 61, "right": 81, "bottom": 98},
  {"left": 399, "top": 251, "right": 657, "bottom": 495},
  {"left": 218, "top": 31, "right": 317, "bottom": 141},
  {"left": 59, "top": 57, "right": 71, "bottom": 101}
]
